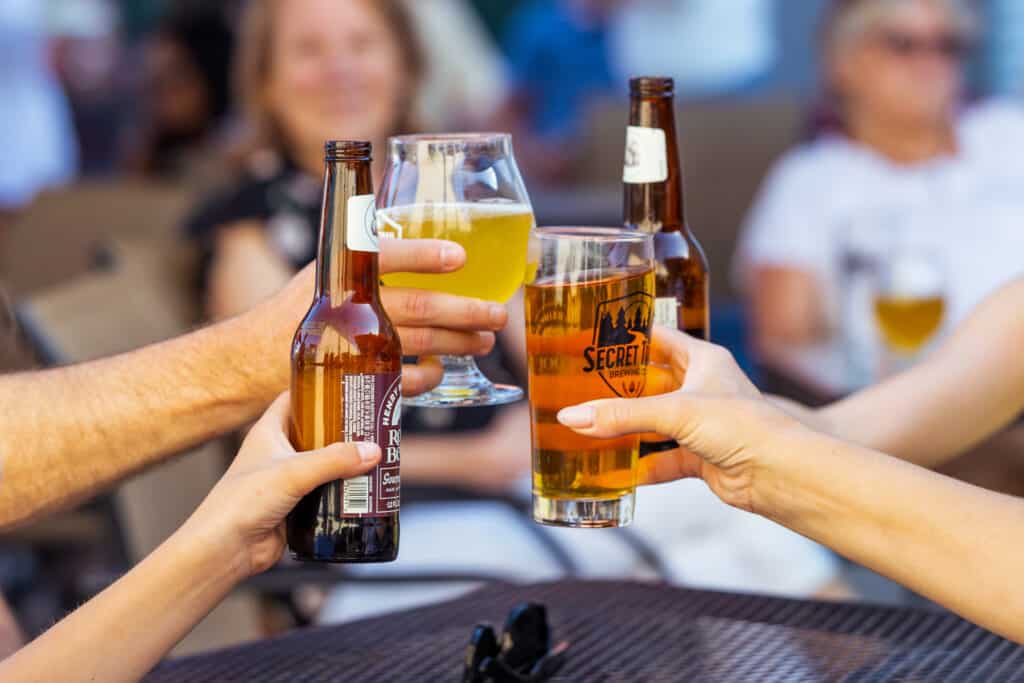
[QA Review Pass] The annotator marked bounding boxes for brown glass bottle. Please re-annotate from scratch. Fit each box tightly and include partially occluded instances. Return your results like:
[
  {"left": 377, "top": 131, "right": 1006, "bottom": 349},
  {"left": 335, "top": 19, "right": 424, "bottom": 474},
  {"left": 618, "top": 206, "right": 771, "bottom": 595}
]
[
  {"left": 624, "top": 77, "right": 710, "bottom": 455},
  {"left": 286, "top": 141, "right": 402, "bottom": 563}
]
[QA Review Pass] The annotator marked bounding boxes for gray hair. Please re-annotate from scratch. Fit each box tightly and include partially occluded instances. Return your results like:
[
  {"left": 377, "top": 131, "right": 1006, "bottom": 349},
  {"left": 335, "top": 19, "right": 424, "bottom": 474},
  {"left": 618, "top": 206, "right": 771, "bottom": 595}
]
[{"left": 825, "top": 0, "right": 979, "bottom": 56}]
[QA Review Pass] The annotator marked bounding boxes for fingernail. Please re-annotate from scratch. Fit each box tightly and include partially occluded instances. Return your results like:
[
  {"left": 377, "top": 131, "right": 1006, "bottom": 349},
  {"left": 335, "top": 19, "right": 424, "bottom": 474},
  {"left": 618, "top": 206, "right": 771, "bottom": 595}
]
[
  {"left": 356, "top": 443, "right": 380, "bottom": 463},
  {"left": 441, "top": 245, "right": 461, "bottom": 271},
  {"left": 489, "top": 304, "right": 506, "bottom": 327},
  {"left": 558, "top": 406, "right": 595, "bottom": 429}
]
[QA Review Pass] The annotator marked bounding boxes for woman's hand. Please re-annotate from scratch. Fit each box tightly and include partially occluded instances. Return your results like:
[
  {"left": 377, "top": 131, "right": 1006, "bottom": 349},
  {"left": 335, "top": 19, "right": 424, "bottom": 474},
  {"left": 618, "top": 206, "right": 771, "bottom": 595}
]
[
  {"left": 180, "top": 393, "right": 380, "bottom": 579},
  {"left": 556, "top": 327, "right": 806, "bottom": 514},
  {"left": 249, "top": 239, "right": 508, "bottom": 399}
]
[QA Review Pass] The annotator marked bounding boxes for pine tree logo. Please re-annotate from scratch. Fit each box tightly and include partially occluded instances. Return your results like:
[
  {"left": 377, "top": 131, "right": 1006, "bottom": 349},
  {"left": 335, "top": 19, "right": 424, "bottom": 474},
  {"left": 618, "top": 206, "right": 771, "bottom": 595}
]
[{"left": 584, "top": 292, "right": 653, "bottom": 398}]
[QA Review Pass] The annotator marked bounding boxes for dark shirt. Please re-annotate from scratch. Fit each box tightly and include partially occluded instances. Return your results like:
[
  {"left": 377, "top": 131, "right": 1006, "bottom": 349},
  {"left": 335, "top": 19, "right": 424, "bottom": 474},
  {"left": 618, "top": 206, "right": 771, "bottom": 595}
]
[{"left": 184, "top": 158, "right": 512, "bottom": 436}]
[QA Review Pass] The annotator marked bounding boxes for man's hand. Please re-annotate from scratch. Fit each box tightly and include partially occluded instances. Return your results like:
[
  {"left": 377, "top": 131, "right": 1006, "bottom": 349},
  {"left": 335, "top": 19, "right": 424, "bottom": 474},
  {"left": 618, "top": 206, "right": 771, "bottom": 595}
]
[{"left": 243, "top": 240, "right": 508, "bottom": 400}]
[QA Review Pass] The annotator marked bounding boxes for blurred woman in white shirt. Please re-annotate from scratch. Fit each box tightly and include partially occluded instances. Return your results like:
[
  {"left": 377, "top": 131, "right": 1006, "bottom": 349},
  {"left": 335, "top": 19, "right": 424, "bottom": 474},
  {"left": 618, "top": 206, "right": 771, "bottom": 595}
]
[{"left": 735, "top": 0, "right": 1024, "bottom": 349}]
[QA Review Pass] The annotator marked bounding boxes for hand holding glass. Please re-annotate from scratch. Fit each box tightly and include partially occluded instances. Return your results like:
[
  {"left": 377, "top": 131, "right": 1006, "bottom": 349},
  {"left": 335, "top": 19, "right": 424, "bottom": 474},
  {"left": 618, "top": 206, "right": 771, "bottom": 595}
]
[
  {"left": 378, "top": 133, "right": 534, "bottom": 407},
  {"left": 525, "top": 228, "right": 655, "bottom": 528}
]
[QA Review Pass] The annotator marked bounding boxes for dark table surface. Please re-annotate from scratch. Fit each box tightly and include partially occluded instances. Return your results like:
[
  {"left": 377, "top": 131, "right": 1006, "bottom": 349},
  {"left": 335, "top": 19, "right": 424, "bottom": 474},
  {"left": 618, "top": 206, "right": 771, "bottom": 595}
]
[{"left": 146, "top": 580, "right": 1024, "bottom": 682}]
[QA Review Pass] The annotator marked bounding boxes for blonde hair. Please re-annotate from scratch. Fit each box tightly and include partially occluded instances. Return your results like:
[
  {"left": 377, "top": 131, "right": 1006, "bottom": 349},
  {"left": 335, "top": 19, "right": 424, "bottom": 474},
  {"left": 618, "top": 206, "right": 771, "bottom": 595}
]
[
  {"left": 235, "top": 0, "right": 426, "bottom": 156},
  {"left": 823, "top": 0, "right": 979, "bottom": 57}
]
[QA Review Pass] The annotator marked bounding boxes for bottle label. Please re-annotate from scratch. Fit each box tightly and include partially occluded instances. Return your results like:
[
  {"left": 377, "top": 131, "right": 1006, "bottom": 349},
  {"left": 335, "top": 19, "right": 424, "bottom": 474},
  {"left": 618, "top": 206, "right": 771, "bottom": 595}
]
[
  {"left": 624, "top": 126, "right": 668, "bottom": 184},
  {"left": 346, "top": 194, "right": 379, "bottom": 253},
  {"left": 340, "top": 372, "right": 401, "bottom": 516},
  {"left": 653, "top": 297, "right": 679, "bottom": 330}
]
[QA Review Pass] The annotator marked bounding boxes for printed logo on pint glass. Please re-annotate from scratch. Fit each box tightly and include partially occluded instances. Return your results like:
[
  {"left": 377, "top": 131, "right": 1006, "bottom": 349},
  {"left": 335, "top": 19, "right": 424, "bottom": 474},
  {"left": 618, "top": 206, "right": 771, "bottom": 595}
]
[{"left": 583, "top": 292, "right": 653, "bottom": 398}]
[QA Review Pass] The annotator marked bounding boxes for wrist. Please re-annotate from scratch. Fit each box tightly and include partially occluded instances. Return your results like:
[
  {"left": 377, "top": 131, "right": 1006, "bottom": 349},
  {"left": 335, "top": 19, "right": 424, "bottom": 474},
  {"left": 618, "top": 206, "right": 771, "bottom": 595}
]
[
  {"left": 173, "top": 509, "right": 251, "bottom": 587},
  {"left": 746, "top": 421, "right": 836, "bottom": 526},
  {"left": 216, "top": 312, "right": 290, "bottom": 407}
]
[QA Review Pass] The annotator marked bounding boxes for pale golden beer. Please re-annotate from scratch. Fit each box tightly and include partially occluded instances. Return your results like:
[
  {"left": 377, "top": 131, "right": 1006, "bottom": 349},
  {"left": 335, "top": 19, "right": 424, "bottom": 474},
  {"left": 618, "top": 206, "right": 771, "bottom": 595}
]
[
  {"left": 379, "top": 203, "right": 534, "bottom": 303},
  {"left": 874, "top": 295, "right": 945, "bottom": 353},
  {"left": 526, "top": 230, "right": 654, "bottom": 529}
]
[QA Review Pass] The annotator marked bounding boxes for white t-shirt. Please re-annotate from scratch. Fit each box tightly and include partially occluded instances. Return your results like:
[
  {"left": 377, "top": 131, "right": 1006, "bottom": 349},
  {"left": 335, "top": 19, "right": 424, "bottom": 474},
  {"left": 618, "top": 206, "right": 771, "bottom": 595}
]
[
  {"left": 735, "top": 100, "right": 1024, "bottom": 329},
  {"left": 610, "top": 0, "right": 777, "bottom": 95}
]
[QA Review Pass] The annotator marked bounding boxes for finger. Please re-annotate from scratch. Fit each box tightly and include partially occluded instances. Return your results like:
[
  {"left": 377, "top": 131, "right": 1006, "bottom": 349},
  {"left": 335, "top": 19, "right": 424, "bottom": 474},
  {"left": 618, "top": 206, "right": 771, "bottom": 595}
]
[
  {"left": 557, "top": 395, "right": 682, "bottom": 441},
  {"left": 397, "top": 327, "right": 495, "bottom": 357},
  {"left": 401, "top": 358, "right": 443, "bottom": 396},
  {"left": 261, "top": 391, "right": 292, "bottom": 433},
  {"left": 644, "top": 363, "right": 680, "bottom": 396},
  {"left": 638, "top": 448, "right": 704, "bottom": 485},
  {"left": 383, "top": 289, "right": 507, "bottom": 331},
  {"left": 379, "top": 239, "right": 466, "bottom": 275},
  {"left": 649, "top": 325, "right": 694, "bottom": 367},
  {"left": 276, "top": 442, "right": 381, "bottom": 500}
]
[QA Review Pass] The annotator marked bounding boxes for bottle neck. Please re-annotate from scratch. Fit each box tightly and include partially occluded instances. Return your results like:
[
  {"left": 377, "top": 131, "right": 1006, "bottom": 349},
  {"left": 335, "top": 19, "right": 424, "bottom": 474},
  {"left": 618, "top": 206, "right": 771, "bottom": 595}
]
[
  {"left": 624, "top": 95, "right": 686, "bottom": 234},
  {"left": 315, "top": 158, "right": 379, "bottom": 304}
]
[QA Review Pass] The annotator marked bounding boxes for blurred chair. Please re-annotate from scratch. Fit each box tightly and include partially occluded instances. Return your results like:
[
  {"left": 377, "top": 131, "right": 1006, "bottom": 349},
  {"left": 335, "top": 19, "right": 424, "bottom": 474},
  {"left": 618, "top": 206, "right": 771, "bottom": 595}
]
[
  {"left": 14, "top": 237, "right": 262, "bottom": 656},
  {"left": 0, "top": 181, "right": 193, "bottom": 298},
  {"left": 574, "top": 97, "right": 804, "bottom": 303}
]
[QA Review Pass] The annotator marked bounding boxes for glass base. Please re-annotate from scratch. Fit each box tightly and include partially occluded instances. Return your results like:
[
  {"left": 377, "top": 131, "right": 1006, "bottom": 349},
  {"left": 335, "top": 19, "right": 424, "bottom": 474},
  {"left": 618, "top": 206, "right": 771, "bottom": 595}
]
[
  {"left": 532, "top": 492, "right": 635, "bottom": 528},
  {"left": 404, "top": 355, "right": 524, "bottom": 408}
]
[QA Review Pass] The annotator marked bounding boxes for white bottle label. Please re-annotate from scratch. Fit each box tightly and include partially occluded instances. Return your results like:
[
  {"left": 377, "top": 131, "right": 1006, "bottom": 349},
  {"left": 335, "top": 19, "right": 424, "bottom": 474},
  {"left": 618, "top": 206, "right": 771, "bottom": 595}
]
[
  {"left": 346, "top": 194, "right": 379, "bottom": 253},
  {"left": 653, "top": 297, "right": 679, "bottom": 329},
  {"left": 623, "top": 126, "right": 668, "bottom": 184}
]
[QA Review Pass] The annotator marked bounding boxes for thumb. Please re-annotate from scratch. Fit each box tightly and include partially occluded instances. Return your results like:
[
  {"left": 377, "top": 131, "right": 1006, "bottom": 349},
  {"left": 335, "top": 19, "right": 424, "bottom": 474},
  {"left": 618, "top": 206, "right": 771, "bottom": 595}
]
[
  {"left": 557, "top": 394, "right": 689, "bottom": 442},
  {"left": 275, "top": 442, "right": 381, "bottom": 500}
]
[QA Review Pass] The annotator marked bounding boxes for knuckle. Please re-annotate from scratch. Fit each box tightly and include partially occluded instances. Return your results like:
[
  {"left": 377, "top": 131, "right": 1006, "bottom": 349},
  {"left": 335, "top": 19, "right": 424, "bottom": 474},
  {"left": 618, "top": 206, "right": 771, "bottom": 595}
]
[
  {"left": 402, "top": 291, "right": 435, "bottom": 324},
  {"left": 404, "top": 326, "right": 435, "bottom": 354},
  {"left": 708, "top": 345, "right": 734, "bottom": 368}
]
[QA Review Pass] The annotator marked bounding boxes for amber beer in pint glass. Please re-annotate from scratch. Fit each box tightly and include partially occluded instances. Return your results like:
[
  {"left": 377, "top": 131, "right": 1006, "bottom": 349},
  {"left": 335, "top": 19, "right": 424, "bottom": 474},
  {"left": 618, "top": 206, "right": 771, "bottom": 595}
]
[{"left": 526, "top": 228, "right": 655, "bottom": 528}]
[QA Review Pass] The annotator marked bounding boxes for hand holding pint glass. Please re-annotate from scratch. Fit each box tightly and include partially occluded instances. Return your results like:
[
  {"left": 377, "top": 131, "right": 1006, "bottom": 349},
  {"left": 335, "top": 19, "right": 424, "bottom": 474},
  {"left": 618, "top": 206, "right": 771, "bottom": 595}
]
[{"left": 525, "top": 228, "right": 655, "bottom": 528}]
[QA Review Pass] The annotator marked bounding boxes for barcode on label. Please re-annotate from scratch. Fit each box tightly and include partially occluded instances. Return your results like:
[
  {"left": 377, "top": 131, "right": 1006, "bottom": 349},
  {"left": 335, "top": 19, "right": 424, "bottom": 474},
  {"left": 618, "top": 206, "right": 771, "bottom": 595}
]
[{"left": 343, "top": 476, "right": 370, "bottom": 514}]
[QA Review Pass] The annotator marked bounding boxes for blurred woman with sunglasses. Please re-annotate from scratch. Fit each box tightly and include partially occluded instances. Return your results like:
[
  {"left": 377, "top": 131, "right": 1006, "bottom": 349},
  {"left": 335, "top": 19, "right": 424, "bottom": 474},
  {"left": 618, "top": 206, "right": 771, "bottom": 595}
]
[{"left": 735, "top": 0, "right": 1024, "bottom": 349}]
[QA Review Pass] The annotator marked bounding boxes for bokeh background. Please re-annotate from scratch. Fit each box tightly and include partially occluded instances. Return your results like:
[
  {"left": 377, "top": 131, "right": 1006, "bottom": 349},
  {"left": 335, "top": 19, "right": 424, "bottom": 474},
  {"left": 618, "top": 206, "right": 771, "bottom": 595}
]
[{"left": 3, "top": 0, "right": 1024, "bottom": 658}]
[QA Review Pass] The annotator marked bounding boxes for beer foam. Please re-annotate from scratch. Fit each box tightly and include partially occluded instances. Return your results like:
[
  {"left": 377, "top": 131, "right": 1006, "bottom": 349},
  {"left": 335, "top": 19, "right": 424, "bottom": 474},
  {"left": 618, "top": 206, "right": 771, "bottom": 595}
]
[{"left": 887, "top": 254, "right": 944, "bottom": 298}]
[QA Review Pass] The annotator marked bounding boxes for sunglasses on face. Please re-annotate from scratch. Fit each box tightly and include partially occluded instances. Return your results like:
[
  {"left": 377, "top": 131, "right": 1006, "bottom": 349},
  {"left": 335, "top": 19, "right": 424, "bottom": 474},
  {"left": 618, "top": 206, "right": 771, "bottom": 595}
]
[{"left": 871, "top": 30, "right": 972, "bottom": 60}]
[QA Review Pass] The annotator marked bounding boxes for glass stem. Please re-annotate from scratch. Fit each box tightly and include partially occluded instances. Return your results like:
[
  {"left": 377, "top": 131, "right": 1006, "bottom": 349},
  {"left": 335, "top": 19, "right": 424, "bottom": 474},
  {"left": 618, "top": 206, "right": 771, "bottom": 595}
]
[{"left": 439, "top": 355, "right": 494, "bottom": 391}]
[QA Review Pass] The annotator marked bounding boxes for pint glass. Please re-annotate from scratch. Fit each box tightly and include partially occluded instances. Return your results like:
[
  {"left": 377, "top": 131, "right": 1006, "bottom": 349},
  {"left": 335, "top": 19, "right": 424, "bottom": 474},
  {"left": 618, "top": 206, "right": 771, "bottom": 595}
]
[{"left": 525, "top": 228, "right": 655, "bottom": 528}]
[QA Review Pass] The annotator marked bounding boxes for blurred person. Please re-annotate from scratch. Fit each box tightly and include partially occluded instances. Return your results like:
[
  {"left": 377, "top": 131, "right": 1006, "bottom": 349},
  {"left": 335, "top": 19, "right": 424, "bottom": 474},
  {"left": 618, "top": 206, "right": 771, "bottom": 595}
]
[
  {"left": 47, "top": 0, "right": 124, "bottom": 176},
  {"left": 610, "top": 0, "right": 778, "bottom": 97},
  {"left": 403, "top": 0, "right": 508, "bottom": 130},
  {"left": 122, "top": 2, "right": 236, "bottom": 184},
  {"left": 187, "top": 0, "right": 536, "bottom": 620},
  {"left": 558, "top": 276, "right": 1024, "bottom": 645},
  {"left": 495, "top": 0, "right": 620, "bottom": 182},
  {"left": 0, "top": 0, "right": 78, "bottom": 210},
  {"left": 0, "top": 395, "right": 385, "bottom": 681},
  {"left": 735, "top": 0, "right": 1024, "bottom": 349},
  {"left": 188, "top": 0, "right": 424, "bottom": 320}
]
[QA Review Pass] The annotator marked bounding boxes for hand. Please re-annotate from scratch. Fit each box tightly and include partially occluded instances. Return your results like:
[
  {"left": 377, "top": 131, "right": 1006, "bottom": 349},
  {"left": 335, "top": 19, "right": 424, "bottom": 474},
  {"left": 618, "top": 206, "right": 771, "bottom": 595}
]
[
  {"left": 556, "top": 327, "right": 805, "bottom": 513},
  {"left": 245, "top": 239, "right": 509, "bottom": 399},
  {"left": 180, "top": 393, "right": 381, "bottom": 580}
]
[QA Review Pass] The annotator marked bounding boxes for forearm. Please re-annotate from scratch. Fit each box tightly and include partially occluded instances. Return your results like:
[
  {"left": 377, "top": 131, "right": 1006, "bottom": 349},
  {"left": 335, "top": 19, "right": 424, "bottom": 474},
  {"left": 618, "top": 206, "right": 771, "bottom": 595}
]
[
  {"left": 0, "top": 316, "right": 278, "bottom": 529},
  {"left": 759, "top": 429, "right": 1024, "bottom": 643},
  {"left": 0, "top": 526, "right": 243, "bottom": 681},
  {"left": 817, "top": 280, "right": 1024, "bottom": 468},
  {"left": 819, "top": 363, "right": 1023, "bottom": 468}
]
